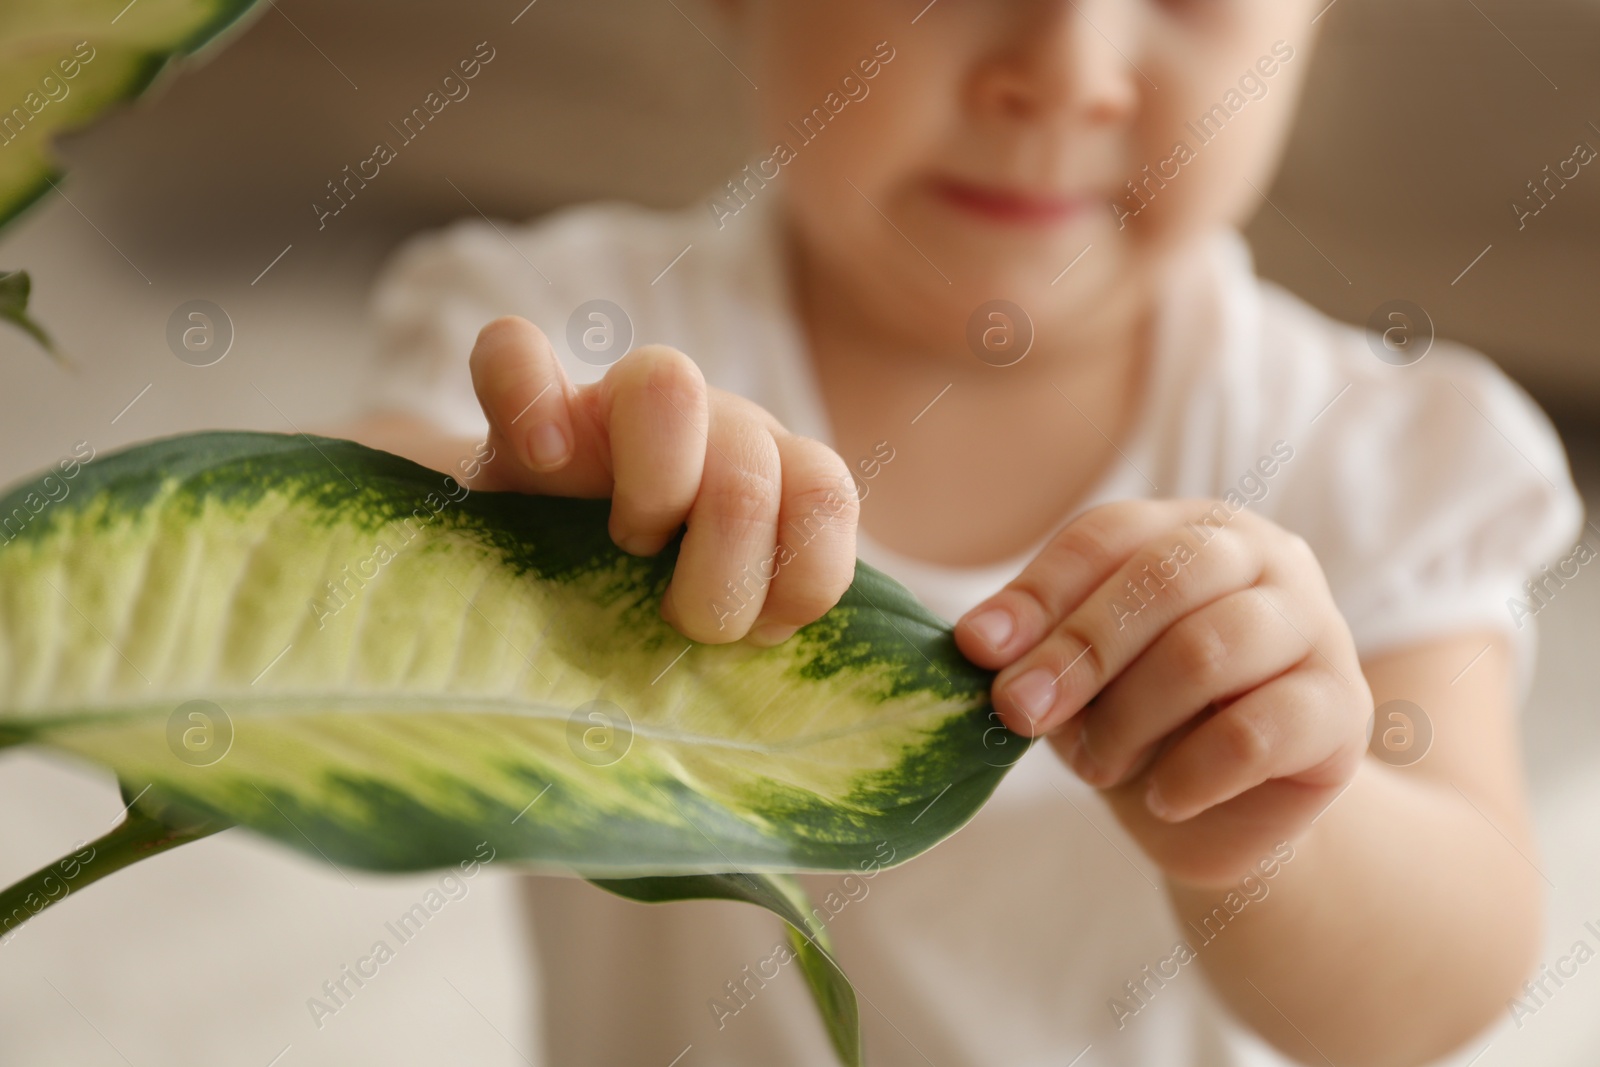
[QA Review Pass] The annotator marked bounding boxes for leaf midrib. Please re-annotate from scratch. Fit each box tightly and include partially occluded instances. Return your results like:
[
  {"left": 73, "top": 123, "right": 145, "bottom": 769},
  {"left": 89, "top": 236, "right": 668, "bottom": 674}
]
[{"left": 6, "top": 692, "right": 975, "bottom": 755}]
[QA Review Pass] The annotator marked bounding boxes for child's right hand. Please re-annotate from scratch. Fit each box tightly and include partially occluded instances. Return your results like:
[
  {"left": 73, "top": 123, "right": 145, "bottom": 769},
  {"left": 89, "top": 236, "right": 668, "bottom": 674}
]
[{"left": 467, "top": 316, "right": 860, "bottom": 646}]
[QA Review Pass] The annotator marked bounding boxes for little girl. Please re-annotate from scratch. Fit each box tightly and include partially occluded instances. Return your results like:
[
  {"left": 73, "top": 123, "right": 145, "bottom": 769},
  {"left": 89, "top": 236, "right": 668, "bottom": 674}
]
[{"left": 345, "top": 1, "right": 1584, "bottom": 1063}]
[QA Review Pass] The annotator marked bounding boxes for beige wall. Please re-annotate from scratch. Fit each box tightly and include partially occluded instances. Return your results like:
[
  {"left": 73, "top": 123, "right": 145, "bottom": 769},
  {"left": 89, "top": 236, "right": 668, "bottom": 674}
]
[{"left": 1252, "top": 0, "right": 1600, "bottom": 418}]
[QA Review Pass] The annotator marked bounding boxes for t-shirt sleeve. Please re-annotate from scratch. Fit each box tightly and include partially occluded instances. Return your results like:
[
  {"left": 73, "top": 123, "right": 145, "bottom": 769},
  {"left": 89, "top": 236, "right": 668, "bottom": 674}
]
[
  {"left": 364, "top": 210, "right": 613, "bottom": 439},
  {"left": 365, "top": 219, "right": 513, "bottom": 438},
  {"left": 1285, "top": 342, "right": 1586, "bottom": 701}
]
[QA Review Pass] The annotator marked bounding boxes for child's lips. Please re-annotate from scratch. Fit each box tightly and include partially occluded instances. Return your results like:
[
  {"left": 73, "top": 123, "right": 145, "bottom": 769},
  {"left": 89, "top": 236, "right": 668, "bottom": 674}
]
[{"left": 929, "top": 177, "right": 1094, "bottom": 227}]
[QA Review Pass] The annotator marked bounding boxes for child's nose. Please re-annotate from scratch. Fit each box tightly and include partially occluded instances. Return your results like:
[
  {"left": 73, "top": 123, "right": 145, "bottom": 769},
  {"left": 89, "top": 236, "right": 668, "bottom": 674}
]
[{"left": 971, "top": 0, "right": 1141, "bottom": 125}]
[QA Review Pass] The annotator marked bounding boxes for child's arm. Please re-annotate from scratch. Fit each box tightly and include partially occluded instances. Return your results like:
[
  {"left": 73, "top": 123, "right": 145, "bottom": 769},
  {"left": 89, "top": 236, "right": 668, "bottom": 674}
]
[
  {"left": 340, "top": 316, "right": 861, "bottom": 646},
  {"left": 953, "top": 503, "right": 1535, "bottom": 1067},
  {"left": 1164, "top": 631, "right": 1534, "bottom": 1067}
]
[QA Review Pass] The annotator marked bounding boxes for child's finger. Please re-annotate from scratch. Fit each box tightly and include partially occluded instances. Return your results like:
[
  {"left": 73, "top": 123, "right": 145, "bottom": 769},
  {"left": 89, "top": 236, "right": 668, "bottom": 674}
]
[
  {"left": 1142, "top": 667, "right": 1363, "bottom": 823},
  {"left": 744, "top": 434, "right": 860, "bottom": 647},
  {"left": 600, "top": 346, "right": 709, "bottom": 555},
  {"left": 660, "top": 396, "right": 784, "bottom": 643},
  {"left": 954, "top": 500, "right": 1188, "bottom": 668},
  {"left": 991, "top": 523, "right": 1264, "bottom": 736},
  {"left": 1054, "top": 589, "right": 1309, "bottom": 788},
  {"left": 468, "top": 316, "right": 581, "bottom": 477}
]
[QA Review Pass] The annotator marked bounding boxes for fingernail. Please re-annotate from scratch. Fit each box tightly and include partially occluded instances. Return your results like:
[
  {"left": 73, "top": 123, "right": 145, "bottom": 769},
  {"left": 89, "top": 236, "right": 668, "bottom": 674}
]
[
  {"left": 1146, "top": 780, "right": 1175, "bottom": 821},
  {"left": 747, "top": 622, "right": 798, "bottom": 647},
  {"left": 965, "top": 607, "right": 1014, "bottom": 653},
  {"left": 528, "top": 422, "right": 570, "bottom": 470},
  {"left": 1005, "top": 668, "right": 1058, "bottom": 727},
  {"left": 616, "top": 532, "right": 656, "bottom": 556}
]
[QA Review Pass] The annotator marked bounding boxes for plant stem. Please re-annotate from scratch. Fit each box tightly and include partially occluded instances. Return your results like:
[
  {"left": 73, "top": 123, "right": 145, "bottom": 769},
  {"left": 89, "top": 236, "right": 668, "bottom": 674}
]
[{"left": 0, "top": 807, "right": 224, "bottom": 943}]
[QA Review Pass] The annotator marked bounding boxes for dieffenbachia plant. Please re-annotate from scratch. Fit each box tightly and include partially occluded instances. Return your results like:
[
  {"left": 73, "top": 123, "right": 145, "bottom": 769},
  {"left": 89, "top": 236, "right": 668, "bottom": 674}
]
[
  {"left": 0, "top": 432, "right": 1027, "bottom": 1064},
  {"left": 0, "top": 0, "right": 262, "bottom": 357}
]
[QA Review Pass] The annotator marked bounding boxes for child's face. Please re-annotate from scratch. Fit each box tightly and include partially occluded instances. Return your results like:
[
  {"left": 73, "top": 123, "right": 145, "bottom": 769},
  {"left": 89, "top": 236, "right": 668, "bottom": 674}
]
[{"left": 727, "top": 0, "right": 1323, "bottom": 345}]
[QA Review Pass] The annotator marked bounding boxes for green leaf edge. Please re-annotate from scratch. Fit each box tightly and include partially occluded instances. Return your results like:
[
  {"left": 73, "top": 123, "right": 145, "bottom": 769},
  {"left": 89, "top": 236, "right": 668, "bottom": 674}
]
[
  {"left": 0, "top": 269, "right": 63, "bottom": 362},
  {"left": 1, "top": 0, "right": 264, "bottom": 358},
  {"left": 592, "top": 871, "right": 862, "bottom": 1067},
  {"left": 0, "top": 821, "right": 865, "bottom": 1067},
  {"left": 0, "top": 0, "right": 264, "bottom": 232}
]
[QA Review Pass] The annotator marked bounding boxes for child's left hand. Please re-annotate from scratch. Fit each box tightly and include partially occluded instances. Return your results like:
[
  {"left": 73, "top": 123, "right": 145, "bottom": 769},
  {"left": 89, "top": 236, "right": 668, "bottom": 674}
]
[{"left": 954, "top": 500, "right": 1375, "bottom": 888}]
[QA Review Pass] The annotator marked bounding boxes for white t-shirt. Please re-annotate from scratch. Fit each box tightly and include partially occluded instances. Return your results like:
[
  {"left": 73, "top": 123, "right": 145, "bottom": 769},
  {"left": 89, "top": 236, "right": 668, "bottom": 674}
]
[{"left": 368, "top": 190, "right": 1584, "bottom": 1067}]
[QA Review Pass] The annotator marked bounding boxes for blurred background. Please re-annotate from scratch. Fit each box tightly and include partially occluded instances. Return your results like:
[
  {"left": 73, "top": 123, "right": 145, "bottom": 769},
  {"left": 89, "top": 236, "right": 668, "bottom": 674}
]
[{"left": 1, "top": 0, "right": 1597, "bottom": 1063}]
